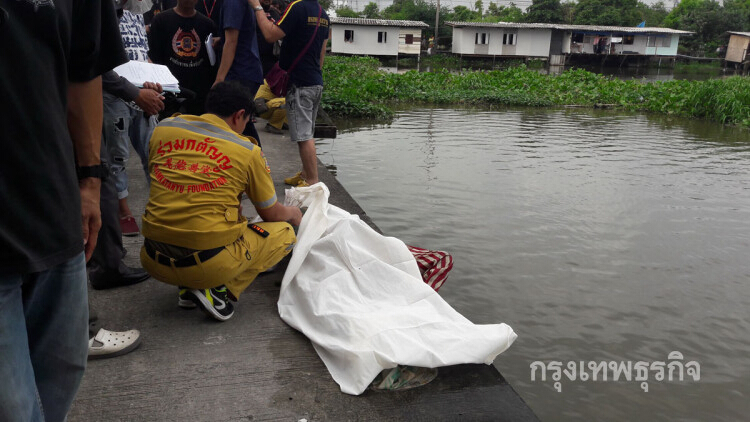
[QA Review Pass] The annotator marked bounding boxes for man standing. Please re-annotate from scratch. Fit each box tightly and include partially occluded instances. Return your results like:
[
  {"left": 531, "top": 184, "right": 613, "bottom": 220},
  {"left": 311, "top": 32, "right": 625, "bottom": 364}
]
[
  {"left": 149, "top": 0, "right": 217, "bottom": 114},
  {"left": 0, "top": 0, "right": 125, "bottom": 419},
  {"left": 214, "top": 0, "right": 265, "bottom": 142},
  {"left": 252, "top": 0, "right": 330, "bottom": 187},
  {"left": 140, "top": 81, "right": 301, "bottom": 321}
]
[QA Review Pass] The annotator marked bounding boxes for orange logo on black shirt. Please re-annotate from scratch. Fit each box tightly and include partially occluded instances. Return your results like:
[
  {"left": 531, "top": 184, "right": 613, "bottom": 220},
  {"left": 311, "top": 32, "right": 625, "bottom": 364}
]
[{"left": 172, "top": 28, "right": 201, "bottom": 58}]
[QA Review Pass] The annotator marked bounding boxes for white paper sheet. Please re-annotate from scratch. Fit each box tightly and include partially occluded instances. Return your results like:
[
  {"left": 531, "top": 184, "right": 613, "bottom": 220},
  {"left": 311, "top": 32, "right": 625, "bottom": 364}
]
[
  {"left": 206, "top": 33, "right": 216, "bottom": 66},
  {"left": 113, "top": 60, "right": 180, "bottom": 92}
]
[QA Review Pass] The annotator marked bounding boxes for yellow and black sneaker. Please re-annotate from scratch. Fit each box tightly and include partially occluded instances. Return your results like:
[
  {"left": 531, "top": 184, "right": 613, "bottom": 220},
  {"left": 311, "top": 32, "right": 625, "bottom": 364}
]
[
  {"left": 178, "top": 286, "right": 197, "bottom": 309},
  {"left": 185, "top": 286, "right": 234, "bottom": 321}
]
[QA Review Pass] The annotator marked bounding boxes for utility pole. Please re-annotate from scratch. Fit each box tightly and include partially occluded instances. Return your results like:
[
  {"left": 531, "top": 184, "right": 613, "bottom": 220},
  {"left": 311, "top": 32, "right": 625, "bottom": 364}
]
[{"left": 434, "top": 0, "right": 440, "bottom": 49}]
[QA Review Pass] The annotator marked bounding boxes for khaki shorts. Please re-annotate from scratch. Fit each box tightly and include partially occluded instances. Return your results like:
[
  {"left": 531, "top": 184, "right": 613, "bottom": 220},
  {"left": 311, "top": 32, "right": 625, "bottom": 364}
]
[{"left": 140, "top": 222, "right": 295, "bottom": 300}]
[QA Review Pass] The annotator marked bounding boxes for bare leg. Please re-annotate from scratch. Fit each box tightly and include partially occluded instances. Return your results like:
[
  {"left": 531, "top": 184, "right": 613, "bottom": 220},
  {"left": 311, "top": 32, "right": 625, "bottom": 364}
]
[{"left": 298, "top": 139, "right": 318, "bottom": 185}]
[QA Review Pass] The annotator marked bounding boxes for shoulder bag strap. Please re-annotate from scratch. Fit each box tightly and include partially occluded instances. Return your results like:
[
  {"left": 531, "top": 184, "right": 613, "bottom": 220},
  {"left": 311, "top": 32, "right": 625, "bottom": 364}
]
[{"left": 286, "top": 4, "right": 322, "bottom": 73}]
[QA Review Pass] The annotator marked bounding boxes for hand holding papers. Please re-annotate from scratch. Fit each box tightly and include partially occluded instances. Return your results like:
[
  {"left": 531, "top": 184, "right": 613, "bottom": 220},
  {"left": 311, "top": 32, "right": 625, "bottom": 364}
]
[{"left": 113, "top": 61, "right": 181, "bottom": 93}]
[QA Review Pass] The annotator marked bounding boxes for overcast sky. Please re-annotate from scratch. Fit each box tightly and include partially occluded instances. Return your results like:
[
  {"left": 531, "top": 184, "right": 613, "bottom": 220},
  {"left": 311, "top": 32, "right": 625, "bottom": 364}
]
[{"left": 340, "top": 0, "right": 679, "bottom": 13}]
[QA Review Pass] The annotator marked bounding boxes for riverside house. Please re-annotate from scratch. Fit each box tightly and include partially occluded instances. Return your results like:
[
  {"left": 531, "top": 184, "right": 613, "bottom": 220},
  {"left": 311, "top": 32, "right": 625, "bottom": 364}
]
[
  {"left": 725, "top": 32, "right": 750, "bottom": 66},
  {"left": 447, "top": 22, "right": 692, "bottom": 65},
  {"left": 330, "top": 17, "right": 429, "bottom": 57}
]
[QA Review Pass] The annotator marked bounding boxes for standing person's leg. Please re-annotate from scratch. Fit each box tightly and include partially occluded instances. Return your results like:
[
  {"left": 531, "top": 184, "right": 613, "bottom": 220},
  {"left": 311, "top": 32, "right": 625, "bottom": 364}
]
[
  {"left": 287, "top": 85, "right": 323, "bottom": 185},
  {"left": 0, "top": 275, "right": 43, "bottom": 421},
  {"left": 103, "top": 96, "right": 139, "bottom": 235},
  {"left": 88, "top": 143, "right": 150, "bottom": 290},
  {"left": 236, "top": 80, "right": 262, "bottom": 146},
  {"left": 131, "top": 111, "right": 157, "bottom": 183},
  {"left": 0, "top": 253, "right": 89, "bottom": 422}
]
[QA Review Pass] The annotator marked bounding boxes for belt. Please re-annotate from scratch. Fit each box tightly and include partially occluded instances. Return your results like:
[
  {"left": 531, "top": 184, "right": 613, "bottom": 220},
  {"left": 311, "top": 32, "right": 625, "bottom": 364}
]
[{"left": 145, "top": 243, "right": 224, "bottom": 268}]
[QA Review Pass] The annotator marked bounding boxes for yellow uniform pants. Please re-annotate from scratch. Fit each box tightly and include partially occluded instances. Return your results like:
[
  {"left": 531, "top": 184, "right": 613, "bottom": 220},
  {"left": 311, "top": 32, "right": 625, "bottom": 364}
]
[{"left": 140, "top": 222, "right": 295, "bottom": 300}]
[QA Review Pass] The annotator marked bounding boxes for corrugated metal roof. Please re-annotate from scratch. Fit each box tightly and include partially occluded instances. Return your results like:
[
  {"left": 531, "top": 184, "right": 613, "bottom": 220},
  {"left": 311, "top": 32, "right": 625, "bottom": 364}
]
[
  {"left": 330, "top": 17, "right": 429, "bottom": 28},
  {"left": 446, "top": 21, "right": 693, "bottom": 35},
  {"left": 726, "top": 31, "right": 750, "bottom": 37}
]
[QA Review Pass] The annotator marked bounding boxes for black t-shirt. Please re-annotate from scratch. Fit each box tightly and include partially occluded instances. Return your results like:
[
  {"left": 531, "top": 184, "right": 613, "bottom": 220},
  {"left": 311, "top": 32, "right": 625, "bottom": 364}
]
[
  {"left": 277, "top": 0, "right": 329, "bottom": 87},
  {"left": 148, "top": 9, "right": 217, "bottom": 102},
  {"left": 144, "top": 0, "right": 177, "bottom": 26},
  {"left": 0, "top": 0, "right": 126, "bottom": 273},
  {"left": 195, "top": 0, "right": 223, "bottom": 29}
]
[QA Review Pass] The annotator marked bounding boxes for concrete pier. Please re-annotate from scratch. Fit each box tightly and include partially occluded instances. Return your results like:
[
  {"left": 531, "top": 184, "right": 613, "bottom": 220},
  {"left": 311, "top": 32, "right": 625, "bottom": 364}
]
[{"left": 69, "top": 120, "right": 538, "bottom": 421}]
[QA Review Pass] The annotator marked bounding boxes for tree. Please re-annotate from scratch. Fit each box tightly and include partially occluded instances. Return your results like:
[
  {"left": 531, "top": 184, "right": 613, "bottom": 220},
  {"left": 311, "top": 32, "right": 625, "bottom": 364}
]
[
  {"left": 487, "top": 1, "right": 524, "bottom": 22},
  {"left": 452, "top": 5, "right": 477, "bottom": 21},
  {"left": 475, "top": 0, "right": 484, "bottom": 17},
  {"left": 319, "top": 0, "right": 332, "bottom": 12},
  {"left": 524, "top": 0, "right": 564, "bottom": 23},
  {"left": 663, "top": 0, "right": 726, "bottom": 55},
  {"left": 634, "top": 1, "right": 669, "bottom": 27},
  {"left": 335, "top": 6, "right": 360, "bottom": 17},
  {"left": 573, "top": 0, "right": 641, "bottom": 26},
  {"left": 362, "top": 2, "right": 380, "bottom": 18},
  {"left": 560, "top": 1, "right": 576, "bottom": 23}
]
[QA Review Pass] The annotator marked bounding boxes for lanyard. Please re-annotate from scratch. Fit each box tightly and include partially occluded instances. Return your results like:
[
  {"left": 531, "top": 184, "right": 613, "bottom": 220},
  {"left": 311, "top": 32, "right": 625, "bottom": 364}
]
[{"left": 202, "top": 0, "right": 216, "bottom": 18}]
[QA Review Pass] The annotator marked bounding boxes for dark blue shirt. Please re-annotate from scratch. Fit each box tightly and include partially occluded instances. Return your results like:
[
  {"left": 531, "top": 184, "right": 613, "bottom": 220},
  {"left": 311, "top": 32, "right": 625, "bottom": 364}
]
[
  {"left": 277, "top": 0, "right": 329, "bottom": 87},
  {"left": 220, "top": 0, "right": 264, "bottom": 84}
]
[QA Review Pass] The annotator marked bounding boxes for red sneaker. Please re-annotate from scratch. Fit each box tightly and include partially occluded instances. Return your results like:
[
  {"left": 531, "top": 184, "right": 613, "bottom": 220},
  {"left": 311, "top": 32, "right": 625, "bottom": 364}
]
[{"left": 120, "top": 215, "right": 140, "bottom": 236}]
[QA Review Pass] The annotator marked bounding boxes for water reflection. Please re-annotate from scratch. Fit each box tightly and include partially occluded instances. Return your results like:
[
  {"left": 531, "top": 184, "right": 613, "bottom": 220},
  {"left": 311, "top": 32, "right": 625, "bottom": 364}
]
[{"left": 316, "top": 108, "right": 750, "bottom": 421}]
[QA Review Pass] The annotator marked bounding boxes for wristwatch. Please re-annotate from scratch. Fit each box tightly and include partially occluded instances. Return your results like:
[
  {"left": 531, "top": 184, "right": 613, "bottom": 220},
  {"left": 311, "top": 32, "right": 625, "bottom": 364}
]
[
  {"left": 253, "top": 5, "right": 263, "bottom": 11},
  {"left": 76, "top": 164, "right": 108, "bottom": 180}
]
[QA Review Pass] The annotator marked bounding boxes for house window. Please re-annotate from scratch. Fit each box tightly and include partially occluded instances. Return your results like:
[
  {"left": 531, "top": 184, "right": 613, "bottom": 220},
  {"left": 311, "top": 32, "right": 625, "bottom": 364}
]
[
  {"left": 623, "top": 35, "right": 634, "bottom": 45},
  {"left": 344, "top": 29, "right": 354, "bottom": 43},
  {"left": 405, "top": 34, "right": 414, "bottom": 44},
  {"left": 378, "top": 31, "right": 387, "bottom": 43},
  {"left": 649, "top": 37, "right": 671, "bottom": 47},
  {"left": 503, "top": 33, "right": 516, "bottom": 45},
  {"left": 475, "top": 32, "right": 489, "bottom": 45}
]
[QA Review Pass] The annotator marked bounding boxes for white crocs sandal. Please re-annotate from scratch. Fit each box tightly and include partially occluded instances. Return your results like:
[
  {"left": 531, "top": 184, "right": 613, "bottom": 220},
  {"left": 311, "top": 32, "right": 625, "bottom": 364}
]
[{"left": 88, "top": 328, "right": 141, "bottom": 360}]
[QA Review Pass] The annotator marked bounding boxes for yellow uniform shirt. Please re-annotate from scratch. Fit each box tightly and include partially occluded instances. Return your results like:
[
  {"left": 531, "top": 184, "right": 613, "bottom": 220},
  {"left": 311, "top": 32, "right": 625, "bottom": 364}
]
[{"left": 142, "top": 114, "right": 277, "bottom": 250}]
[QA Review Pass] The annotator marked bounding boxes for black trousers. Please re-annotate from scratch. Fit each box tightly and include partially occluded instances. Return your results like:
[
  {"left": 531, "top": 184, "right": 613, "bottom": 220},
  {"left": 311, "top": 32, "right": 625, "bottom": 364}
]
[{"left": 89, "top": 146, "right": 125, "bottom": 272}]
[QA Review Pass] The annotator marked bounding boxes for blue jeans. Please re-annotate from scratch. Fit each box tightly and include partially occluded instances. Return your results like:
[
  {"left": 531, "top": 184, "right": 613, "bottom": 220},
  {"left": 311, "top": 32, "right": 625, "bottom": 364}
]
[
  {"left": 102, "top": 93, "right": 156, "bottom": 199},
  {"left": 286, "top": 84, "right": 323, "bottom": 142},
  {"left": 0, "top": 253, "right": 89, "bottom": 422}
]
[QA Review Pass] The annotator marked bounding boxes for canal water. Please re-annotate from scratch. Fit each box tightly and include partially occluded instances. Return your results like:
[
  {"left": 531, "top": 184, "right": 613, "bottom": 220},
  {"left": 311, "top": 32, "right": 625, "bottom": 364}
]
[{"left": 316, "top": 108, "right": 750, "bottom": 421}]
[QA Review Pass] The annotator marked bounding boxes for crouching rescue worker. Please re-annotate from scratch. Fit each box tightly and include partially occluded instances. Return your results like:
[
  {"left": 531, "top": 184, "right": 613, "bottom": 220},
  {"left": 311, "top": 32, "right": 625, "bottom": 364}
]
[{"left": 140, "top": 81, "right": 302, "bottom": 321}]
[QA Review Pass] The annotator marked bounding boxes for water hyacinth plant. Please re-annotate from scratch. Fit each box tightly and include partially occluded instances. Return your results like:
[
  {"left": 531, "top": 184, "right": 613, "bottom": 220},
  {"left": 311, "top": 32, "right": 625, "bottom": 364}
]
[{"left": 322, "top": 56, "right": 750, "bottom": 128}]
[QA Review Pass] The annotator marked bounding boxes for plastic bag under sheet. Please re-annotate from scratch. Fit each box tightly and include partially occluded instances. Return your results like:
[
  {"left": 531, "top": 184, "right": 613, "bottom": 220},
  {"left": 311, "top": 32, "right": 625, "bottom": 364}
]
[{"left": 279, "top": 183, "right": 517, "bottom": 395}]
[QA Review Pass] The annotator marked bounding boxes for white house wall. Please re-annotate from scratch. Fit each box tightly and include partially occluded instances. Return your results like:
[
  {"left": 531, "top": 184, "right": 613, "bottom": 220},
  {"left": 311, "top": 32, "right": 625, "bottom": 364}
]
[
  {"left": 644, "top": 34, "right": 679, "bottom": 56},
  {"left": 331, "top": 25, "right": 400, "bottom": 56},
  {"left": 451, "top": 27, "right": 550, "bottom": 56},
  {"left": 514, "top": 29, "right": 551, "bottom": 56},
  {"left": 398, "top": 29, "right": 422, "bottom": 55}
]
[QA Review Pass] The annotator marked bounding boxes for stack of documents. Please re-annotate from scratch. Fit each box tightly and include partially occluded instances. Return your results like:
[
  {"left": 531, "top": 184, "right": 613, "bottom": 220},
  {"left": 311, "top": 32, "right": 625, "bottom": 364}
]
[{"left": 113, "top": 60, "right": 181, "bottom": 93}]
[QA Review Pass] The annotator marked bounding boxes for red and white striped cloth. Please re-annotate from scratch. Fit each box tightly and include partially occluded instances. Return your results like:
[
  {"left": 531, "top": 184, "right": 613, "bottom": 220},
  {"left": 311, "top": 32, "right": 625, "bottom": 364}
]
[{"left": 406, "top": 245, "right": 454, "bottom": 292}]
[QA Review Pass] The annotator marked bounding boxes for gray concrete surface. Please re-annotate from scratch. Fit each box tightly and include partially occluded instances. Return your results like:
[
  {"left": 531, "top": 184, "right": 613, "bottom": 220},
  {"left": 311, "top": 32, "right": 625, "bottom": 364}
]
[{"left": 69, "top": 119, "right": 538, "bottom": 421}]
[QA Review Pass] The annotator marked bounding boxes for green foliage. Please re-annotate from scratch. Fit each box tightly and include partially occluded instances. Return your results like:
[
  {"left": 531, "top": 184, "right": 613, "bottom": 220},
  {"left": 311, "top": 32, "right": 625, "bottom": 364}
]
[
  {"left": 452, "top": 5, "right": 478, "bottom": 21},
  {"left": 335, "top": 6, "right": 359, "bottom": 17},
  {"left": 319, "top": 0, "right": 332, "bottom": 12},
  {"left": 362, "top": 2, "right": 380, "bottom": 18},
  {"left": 573, "top": 0, "right": 643, "bottom": 25},
  {"left": 322, "top": 56, "right": 750, "bottom": 127},
  {"left": 487, "top": 1, "right": 524, "bottom": 22},
  {"left": 524, "top": 0, "right": 565, "bottom": 23}
]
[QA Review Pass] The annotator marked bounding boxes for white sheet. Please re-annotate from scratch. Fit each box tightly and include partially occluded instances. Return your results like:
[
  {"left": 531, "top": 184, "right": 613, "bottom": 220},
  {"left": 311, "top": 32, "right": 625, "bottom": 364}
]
[{"left": 279, "top": 183, "right": 517, "bottom": 395}]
